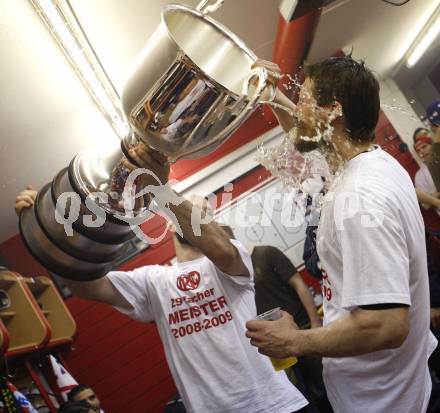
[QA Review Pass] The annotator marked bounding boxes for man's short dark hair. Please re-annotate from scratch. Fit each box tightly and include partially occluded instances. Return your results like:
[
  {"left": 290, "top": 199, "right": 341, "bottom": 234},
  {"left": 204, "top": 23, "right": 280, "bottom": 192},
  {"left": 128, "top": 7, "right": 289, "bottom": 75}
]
[
  {"left": 67, "top": 385, "right": 92, "bottom": 402},
  {"left": 58, "top": 400, "right": 92, "bottom": 413},
  {"left": 304, "top": 56, "right": 380, "bottom": 143}
]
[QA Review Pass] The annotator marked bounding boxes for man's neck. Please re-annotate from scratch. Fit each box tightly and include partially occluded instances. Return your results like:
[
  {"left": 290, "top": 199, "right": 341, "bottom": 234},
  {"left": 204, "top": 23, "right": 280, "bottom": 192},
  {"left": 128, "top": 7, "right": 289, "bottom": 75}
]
[
  {"left": 324, "top": 129, "right": 374, "bottom": 169},
  {"left": 174, "top": 239, "right": 204, "bottom": 263}
]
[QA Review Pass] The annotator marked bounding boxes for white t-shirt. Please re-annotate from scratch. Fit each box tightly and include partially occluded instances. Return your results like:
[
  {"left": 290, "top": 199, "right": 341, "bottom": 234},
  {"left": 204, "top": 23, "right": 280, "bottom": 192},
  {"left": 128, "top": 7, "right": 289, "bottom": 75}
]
[
  {"left": 415, "top": 163, "right": 440, "bottom": 216},
  {"left": 107, "top": 239, "right": 308, "bottom": 413},
  {"left": 317, "top": 147, "right": 437, "bottom": 413}
]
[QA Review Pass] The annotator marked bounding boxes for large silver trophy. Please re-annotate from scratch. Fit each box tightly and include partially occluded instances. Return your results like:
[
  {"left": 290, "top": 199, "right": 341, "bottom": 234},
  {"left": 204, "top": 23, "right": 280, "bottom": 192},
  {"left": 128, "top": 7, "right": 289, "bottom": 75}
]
[{"left": 19, "top": 0, "right": 275, "bottom": 280}]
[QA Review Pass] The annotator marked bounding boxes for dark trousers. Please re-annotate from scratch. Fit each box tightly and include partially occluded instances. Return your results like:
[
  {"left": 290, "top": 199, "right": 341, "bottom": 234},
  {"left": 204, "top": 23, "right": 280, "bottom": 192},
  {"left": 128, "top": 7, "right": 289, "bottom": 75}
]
[{"left": 287, "top": 356, "right": 333, "bottom": 413}]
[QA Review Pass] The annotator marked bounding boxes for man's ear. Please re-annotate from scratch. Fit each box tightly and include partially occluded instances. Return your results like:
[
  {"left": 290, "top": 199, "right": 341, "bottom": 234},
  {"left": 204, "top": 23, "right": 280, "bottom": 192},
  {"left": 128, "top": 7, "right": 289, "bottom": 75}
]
[
  {"left": 321, "top": 101, "right": 343, "bottom": 126},
  {"left": 330, "top": 101, "right": 343, "bottom": 118}
]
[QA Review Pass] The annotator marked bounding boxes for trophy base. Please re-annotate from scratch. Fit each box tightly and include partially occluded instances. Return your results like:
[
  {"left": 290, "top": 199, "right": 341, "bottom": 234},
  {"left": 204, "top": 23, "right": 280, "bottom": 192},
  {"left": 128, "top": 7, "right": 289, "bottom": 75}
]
[{"left": 19, "top": 206, "right": 112, "bottom": 281}]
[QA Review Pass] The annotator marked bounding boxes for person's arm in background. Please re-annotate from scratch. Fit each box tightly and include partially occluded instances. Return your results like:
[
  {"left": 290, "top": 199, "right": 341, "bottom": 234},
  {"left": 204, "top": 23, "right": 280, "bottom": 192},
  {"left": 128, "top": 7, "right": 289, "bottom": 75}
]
[
  {"left": 432, "top": 309, "right": 440, "bottom": 331},
  {"left": 415, "top": 188, "right": 440, "bottom": 210},
  {"left": 288, "top": 274, "right": 322, "bottom": 328},
  {"left": 15, "top": 188, "right": 133, "bottom": 310},
  {"left": 269, "top": 246, "right": 321, "bottom": 327},
  {"left": 427, "top": 251, "right": 440, "bottom": 331},
  {"left": 427, "top": 125, "right": 440, "bottom": 191}
]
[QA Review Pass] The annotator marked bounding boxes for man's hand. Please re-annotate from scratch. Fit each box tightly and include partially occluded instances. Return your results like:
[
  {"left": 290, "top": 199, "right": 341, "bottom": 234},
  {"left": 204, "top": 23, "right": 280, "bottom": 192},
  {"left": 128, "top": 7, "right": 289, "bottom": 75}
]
[
  {"left": 15, "top": 186, "right": 37, "bottom": 216},
  {"left": 431, "top": 308, "right": 440, "bottom": 331},
  {"left": 416, "top": 188, "right": 440, "bottom": 210},
  {"left": 251, "top": 59, "right": 298, "bottom": 133},
  {"left": 245, "top": 311, "right": 300, "bottom": 358},
  {"left": 122, "top": 142, "right": 170, "bottom": 186},
  {"left": 252, "top": 59, "right": 282, "bottom": 83}
]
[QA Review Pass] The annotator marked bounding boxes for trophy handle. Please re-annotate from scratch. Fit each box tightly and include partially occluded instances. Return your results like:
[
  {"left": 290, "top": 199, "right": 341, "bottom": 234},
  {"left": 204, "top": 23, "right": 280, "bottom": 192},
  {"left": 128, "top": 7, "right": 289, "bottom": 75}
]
[
  {"left": 222, "top": 65, "right": 277, "bottom": 137},
  {"left": 196, "top": 0, "right": 224, "bottom": 14}
]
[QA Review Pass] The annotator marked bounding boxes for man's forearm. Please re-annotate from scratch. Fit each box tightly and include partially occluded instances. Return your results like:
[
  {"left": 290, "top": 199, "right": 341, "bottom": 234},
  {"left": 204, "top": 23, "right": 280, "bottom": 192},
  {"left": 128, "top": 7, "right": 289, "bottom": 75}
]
[
  {"left": 61, "top": 278, "right": 100, "bottom": 300},
  {"left": 289, "top": 307, "right": 409, "bottom": 357},
  {"left": 427, "top": 142, "right": 440, "bottom": 192},
  {"left": 168, "top": 197, "right": 229, "bottom": 249},
  {"left": 269, "top": 89, "right": 297, "bottom": 133},
  {"left": 167, "top": 195, "right": 245, "bottom": 275},
  {"left": 60, "top": 276, "right": 133, "bottom": 309},
  {"left": 416, "top": 188, "right": 440, "bottom": 209}
]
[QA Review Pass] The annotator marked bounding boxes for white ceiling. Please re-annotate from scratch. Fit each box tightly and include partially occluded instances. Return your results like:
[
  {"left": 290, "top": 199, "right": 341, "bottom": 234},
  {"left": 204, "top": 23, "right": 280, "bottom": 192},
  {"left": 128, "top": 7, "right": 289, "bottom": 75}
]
[
  {"left": 69, "top": 0, "right": 280, "bottom": 94},
  {"left": 0, "top": 0, "right": 120, "bottom": 243},
  {"left": 0, "top": 0, "right": 439, "bottom": 244},
  {"left": 307, "top": 0, "right": 440, "bottom": 79}
]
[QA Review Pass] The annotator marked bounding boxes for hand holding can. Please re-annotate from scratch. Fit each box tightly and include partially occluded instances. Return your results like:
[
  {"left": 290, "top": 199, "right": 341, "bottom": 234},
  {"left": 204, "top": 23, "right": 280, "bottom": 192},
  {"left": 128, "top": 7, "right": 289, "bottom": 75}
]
[{"left": 255, "top": 308, "right": 298, "bottom": 371}]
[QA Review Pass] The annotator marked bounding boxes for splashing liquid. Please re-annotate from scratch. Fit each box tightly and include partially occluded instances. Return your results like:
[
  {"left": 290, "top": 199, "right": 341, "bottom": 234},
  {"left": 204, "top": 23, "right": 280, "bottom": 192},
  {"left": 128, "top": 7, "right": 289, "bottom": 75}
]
[
  {"left": 257, "top": 105, "right": 342, "bottom": 192},
  {"left": 381, "top": 103, "right": 421, "bottom": 121},
  {"left": 256, "top": 71, "right": 360, "bottom": 194},
  {"left": 256, "top": 131, "right": 332, "bottom": 191}
]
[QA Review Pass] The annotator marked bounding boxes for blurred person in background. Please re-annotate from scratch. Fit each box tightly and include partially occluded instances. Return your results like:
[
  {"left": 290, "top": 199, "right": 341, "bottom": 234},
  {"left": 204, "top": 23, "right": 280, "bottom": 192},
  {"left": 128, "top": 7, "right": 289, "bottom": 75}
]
[
  {"left": 413, "top": 127, "right": 440, "bottom": 214},
  {"left": 251, "top": 243, "right": 332, "bottom": 413},
  {"left": 68, "top": 385, "right": 102, "bottom": 413},
  {"left": 426, "top": 100, "right": 440, "bottom": 192}
]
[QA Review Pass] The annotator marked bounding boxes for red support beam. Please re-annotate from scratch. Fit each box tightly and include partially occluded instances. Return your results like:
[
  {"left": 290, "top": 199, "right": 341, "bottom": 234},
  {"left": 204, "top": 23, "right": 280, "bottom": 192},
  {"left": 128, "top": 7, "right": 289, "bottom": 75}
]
[{"left": 271, "top": 8, "right": 322, "bottom": 101}]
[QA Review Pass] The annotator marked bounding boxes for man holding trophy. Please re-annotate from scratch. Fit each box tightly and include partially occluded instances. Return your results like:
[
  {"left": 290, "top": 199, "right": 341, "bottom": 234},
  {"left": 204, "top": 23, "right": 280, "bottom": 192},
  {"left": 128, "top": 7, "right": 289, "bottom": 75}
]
[
  {"left": 14, "top": 0, "right": 436, "bottom": 410},
  {"left": 15, "top": 156, "right": 309, "bottom": 413}
]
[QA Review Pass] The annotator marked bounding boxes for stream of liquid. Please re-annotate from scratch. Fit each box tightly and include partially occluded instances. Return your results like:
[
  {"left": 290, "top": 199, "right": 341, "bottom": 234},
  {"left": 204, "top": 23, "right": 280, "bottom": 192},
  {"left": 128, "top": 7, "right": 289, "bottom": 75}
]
[{"left": 256, "top": 73, "right": 339, "bottom": 192}]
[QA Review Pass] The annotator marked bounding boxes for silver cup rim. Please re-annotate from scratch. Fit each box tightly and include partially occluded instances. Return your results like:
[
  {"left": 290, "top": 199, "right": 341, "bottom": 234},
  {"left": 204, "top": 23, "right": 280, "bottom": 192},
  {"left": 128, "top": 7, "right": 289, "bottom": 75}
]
[{"left": 161, "top": 3, "right": 258, "bottom": 97}]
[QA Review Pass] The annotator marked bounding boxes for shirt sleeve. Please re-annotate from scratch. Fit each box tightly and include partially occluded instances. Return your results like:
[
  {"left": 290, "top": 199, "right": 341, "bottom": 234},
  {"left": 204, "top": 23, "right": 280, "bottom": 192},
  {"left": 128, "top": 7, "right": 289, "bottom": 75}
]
[
  {"left": 215, "top": 239, "right": 255, "bottom": 286},
  {"left": 268, "top": 246, "right": 298, "bottom": 283},
  {"left": 336, "top": 192, "right": 411, "bottom": 309},
  {"left": 106, "top": 266, "right": 156, "bottom": 322}
]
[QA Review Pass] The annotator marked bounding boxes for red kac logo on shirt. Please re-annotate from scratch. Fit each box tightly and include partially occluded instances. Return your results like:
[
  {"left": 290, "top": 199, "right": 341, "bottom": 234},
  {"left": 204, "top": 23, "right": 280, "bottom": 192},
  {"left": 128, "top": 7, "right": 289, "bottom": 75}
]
[{"left": 176, "top": 271, "right": 201, "bottom": 291}]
